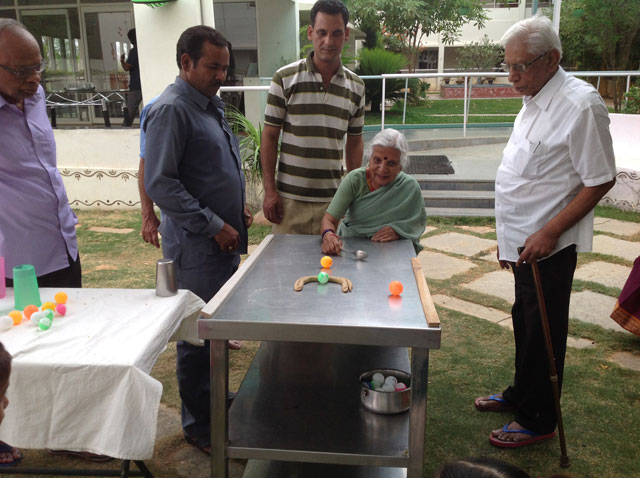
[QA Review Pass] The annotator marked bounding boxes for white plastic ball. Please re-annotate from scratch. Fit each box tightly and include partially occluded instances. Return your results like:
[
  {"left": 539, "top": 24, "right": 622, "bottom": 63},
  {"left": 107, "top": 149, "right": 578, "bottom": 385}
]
[
  {"left": 384, "top": 375, "right": 398, "bottom": 386},
  {"left": 380, "top": 383, "right": 395, "bottom": 392},
  {"left": 0, "top": 316, "right": 13, "bottom": 331},
  {"left": 372, "top": 372, "right": 384, "bottom": 386}
]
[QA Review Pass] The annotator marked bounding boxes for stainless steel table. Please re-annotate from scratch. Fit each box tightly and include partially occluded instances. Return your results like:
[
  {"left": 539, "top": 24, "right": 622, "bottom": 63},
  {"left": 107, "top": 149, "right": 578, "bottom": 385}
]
[{"left": 199, "top": 234, "right": 441, "bottom": 477}]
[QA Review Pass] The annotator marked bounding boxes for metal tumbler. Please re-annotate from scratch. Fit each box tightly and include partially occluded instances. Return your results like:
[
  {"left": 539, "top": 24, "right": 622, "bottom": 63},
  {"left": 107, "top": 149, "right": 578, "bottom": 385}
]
[{"left": 155, "top": 259, "right": 177, "bottom": 297}]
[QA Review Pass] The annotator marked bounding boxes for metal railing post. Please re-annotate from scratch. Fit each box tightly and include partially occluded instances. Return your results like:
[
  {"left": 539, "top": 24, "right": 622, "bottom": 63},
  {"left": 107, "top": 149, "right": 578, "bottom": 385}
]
[
  {"left": 463, "top": 76, "right": 468, "bottom": 137},
  {"left": 403, "top": 78, "right": 409, "bottom": 125},
  {"left": 381, "top": 77, "right": 386, "bottom": 130}
]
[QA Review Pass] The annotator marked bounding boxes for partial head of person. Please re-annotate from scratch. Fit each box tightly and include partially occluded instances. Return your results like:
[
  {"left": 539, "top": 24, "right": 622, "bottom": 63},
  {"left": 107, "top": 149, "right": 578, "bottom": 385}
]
[
  {"left": 308, "top": 0, "right": 350, "bottom": 68},
  {"left": 127, "top": 28, "right": 137, "bottom": 46},
  {"left": 500, "top": 14, "right": 562, "bottom": 98},
  {"left": 0, "top": 19, "right": 45, "bottom": 106},
  {"left": 434, "top": 456, "right": 530, "bottom": 478},
  {"left": 0, "top": 342, "right": 12, "bottom": 426},
  {"left": 176, "top": 25, "right": 229, "bottom": 98},
  {"left": 365, "top": 128, "right": 409, "bottom": 189}
]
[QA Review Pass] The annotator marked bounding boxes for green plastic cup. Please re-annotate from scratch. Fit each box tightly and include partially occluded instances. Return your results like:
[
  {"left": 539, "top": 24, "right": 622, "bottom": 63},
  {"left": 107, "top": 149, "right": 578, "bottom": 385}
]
[{"left": 13, "top": 264, "right": 41, "bottom": 309}]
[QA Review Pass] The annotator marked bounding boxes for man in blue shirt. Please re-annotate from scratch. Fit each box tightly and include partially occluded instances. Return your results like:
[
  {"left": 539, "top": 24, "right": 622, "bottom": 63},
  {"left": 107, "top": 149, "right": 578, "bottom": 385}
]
[{"left": 144, "top": 25, "right": 252, "bottom": 455}]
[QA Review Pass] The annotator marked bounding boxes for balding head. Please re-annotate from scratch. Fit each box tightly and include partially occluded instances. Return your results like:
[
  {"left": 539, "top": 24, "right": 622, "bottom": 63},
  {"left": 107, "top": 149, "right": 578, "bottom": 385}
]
[{"left": 0, "top": 20, "right": 43, "bottom": 106}]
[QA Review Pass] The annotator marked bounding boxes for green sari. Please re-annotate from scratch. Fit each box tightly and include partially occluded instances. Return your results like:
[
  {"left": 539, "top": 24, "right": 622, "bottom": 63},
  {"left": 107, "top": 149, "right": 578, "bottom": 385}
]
[{"left": 327, "top": 168, "right": 427, "bottom": 252}]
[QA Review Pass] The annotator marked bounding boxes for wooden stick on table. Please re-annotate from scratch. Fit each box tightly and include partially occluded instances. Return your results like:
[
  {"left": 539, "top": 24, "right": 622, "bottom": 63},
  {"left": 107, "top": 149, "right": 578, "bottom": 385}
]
[{"left": 411, "top": 257, "right": 440, "bottom": 328}]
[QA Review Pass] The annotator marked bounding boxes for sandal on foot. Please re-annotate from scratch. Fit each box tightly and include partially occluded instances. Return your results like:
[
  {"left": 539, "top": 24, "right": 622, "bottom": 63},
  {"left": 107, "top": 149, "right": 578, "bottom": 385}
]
[
  {"left": 0, "top": 442, "right": 22, "bottom": 468},
  {"left": 489, "top": 424, "right": 556, "bottom": 448},
  {"left": 474, "top": 393, "right": 515, "bottom": 412},
  {"left": 184, "top": 435, "right": 211, "bottom": 456}
]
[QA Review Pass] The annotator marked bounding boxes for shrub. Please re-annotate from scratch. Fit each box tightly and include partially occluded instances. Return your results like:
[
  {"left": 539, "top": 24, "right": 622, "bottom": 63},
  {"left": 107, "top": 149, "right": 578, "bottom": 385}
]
[
  {"left": 623, "top": 86, "right": 640, "bottom": 114},
  {"left": 357, "top": 48, "right": 428, "bottom": 113}
]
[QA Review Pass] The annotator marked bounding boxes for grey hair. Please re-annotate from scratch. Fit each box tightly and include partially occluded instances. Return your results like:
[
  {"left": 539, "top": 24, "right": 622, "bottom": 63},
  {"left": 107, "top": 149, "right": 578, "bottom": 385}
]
[
  {"left": 364, "top": 128, "right": 410, "bottom": 169},
  {"left": 0, "top": 19, "right": 27, "bottom": 36},
  {"left": 500, "top": 14, "right": 562, "bottom": 59}
]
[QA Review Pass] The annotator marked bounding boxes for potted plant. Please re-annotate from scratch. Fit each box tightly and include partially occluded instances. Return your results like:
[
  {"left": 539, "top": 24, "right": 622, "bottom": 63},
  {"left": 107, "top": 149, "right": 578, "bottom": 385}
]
[{"left": 225, "top": 106, "right": 266, "bottom": 210}]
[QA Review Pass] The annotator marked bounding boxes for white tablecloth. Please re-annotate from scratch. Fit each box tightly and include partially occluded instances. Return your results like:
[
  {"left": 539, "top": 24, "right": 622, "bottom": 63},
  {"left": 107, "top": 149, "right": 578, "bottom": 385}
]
[{"left": 0, "top": 288, "right": 204, "bottom": 459}]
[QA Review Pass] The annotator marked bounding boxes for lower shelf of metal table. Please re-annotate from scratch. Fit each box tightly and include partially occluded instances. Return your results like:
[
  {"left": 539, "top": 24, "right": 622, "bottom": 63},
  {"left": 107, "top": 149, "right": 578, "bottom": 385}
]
[
  {"left": 242, "top": 460, "right": 408, "bottom": 478},
  {"left": 227, "top": 342, "right": 412, "bottom": 467}
]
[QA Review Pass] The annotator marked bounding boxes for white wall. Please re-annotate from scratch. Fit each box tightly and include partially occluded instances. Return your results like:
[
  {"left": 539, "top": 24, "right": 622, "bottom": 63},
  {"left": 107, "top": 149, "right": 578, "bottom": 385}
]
[
  {"left": 134, "top": 0, "right": 215, "bottom": 102},
  {"left": 256, "top": 0, "right": 299, "bottom": 78}
]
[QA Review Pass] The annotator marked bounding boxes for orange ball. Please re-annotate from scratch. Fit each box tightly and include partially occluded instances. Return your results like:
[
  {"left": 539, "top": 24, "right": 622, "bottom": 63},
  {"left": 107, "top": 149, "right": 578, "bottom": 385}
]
[
  {"left": 320, "top": 256, "right": 333, "bottom": 268},
  {"left": 389, "top": 281, "right": 403, "bottom": 296},
  {"left": 23, "top": 304, "right": 39, "bottom": 319},
  {"left": 54, "top": 291, "right": 68, "bottom": 304},
  {"left": 42, "top": 301, "right": 56, "bottom": 312},
  {"left": 9, "top": 310, "right": 22, "bottom": 325}
]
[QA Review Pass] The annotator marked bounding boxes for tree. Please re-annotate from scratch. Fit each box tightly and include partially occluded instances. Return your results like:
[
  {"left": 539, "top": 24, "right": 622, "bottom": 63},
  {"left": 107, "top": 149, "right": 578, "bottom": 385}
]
[
  {"left": 356, "top": 47, "right": 417, "bottom": 113},
  {"left": 559, "top": 0, "right": 640, "bottom": 112},
  {"left": 457, "top": 34, "right": 503, "bottom": 83},
  {"left": 346, "top": 0, "right": 488, "bottom": 71}
]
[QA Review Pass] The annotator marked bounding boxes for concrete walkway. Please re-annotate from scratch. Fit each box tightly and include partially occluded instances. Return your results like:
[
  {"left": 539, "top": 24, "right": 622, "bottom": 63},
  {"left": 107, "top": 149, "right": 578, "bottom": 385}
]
[{"left": 417, "top": 220, "right": 639, "bottom": 349}]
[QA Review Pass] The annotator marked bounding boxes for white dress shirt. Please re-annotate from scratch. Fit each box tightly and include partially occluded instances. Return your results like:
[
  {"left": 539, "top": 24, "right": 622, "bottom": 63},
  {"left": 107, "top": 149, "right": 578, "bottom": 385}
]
[{"left": 495, "top": 67, "right": 616, "bottom": 262}]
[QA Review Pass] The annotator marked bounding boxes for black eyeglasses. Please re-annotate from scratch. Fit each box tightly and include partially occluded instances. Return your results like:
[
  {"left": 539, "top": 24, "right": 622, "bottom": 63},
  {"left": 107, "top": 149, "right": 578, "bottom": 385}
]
[
  {"left": 500, "top": 52, "right": 548, "bottom": 73},
  {"left": 0, "top": 60, "right": 47, "bottom": 79}
]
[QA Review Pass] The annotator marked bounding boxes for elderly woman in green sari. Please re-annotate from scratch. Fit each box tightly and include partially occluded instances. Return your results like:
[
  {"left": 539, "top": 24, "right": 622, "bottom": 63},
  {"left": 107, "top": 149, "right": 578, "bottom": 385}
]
[{"left": 321, "top": 128, "right": 426, "bottom": 255}]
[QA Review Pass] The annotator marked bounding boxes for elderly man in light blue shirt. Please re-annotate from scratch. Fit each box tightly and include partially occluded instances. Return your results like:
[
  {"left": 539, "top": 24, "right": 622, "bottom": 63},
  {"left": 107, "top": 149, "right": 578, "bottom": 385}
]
[
  {"left": 0, "top": 18, "right": 82, "bottom": 468},
  {"left": 144, "top": 25, "right": 251, "bottom": 456},
  {"left": 0, "top": 19, "right": 81, "bottom": 289}
]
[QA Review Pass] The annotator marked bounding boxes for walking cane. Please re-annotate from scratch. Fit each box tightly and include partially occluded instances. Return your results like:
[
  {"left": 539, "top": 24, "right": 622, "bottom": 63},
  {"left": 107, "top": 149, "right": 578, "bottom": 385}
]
[{"left": 520, "top": 247, "right": 570, "bottom": 467}]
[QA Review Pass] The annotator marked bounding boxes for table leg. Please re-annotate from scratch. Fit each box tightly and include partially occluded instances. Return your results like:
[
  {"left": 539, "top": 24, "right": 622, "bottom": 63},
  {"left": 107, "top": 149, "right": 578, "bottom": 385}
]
[
  {"left": 133, "top": 460, "right": 155, "bottom": 478},
  {"left": 119, "top": 460, "right": 130, "bottom": 478},
  {"left": 408, "top": 347, "right": 429, "bottom": 478},
  {"left": 211, "top": 339, "right": 229, "bottom": 478}
]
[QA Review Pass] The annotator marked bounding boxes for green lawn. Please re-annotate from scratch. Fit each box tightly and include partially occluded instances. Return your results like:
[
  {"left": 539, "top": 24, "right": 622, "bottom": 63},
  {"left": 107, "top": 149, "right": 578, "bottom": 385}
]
[{"left": 365, "top": 98, "right": 523, "bottom": 125}]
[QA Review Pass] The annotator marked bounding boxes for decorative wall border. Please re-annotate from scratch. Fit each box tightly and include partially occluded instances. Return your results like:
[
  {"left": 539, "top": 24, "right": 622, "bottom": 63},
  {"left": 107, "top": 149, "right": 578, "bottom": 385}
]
[
  {"left": 60, "top": 169, "right": 137, "bottom": 181},
  {"left": 59, "top": 167, "right": 140, "bottom": 210}
]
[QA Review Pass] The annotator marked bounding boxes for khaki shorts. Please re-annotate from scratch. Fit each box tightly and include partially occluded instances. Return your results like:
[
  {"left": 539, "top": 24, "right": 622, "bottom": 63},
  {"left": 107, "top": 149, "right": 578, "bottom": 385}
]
[{"left": 271, "top": 197, "right": 329, "bottom": 235}]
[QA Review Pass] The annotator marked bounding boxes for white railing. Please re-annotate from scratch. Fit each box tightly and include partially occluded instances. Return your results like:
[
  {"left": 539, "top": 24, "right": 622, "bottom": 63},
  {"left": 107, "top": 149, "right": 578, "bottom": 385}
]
[{"left": 380, "top": 70, "right": 640, "bottom": 136}]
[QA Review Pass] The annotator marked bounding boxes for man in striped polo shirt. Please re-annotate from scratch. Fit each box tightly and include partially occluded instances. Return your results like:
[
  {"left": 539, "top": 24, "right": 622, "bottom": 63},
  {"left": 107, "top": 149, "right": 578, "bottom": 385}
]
[{"left": 260, "top": 0, "right": 365, "bottom": 234}]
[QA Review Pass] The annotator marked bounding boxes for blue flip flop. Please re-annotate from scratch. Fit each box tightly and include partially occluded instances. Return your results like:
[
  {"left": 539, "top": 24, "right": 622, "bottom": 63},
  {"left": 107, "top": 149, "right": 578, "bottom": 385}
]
[
  {"left": 490, "top": 424, "right": 557, "bottom": 448},
  {"left": 474, "top": 393, "right": 515, "bottom": 412},
  {"left": 0, "top": 441, "right": 22, "bottom": 468}
]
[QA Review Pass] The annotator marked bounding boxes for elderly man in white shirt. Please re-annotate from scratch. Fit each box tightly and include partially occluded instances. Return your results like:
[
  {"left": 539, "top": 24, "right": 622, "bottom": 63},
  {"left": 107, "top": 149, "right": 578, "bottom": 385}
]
[{"left": 474, "top": 15, "right": 616, "bottom": 448}]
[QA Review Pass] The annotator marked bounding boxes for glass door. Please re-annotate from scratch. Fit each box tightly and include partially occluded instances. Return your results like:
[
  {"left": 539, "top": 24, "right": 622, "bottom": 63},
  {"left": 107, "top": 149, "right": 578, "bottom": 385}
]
[
  {"left": 80, "top": 7, "right": 134, "bottom": 125},
  {"left": 21, "top": 9, "right": 88, "bottom": 123}
]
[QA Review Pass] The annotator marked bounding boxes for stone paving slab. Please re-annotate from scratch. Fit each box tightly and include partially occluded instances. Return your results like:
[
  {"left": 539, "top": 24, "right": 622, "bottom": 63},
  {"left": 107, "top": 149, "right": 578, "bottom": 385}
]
[
  {"left": 463, "top": 270, "right": 514, "bottom": 303},
  {"left": 457, "top": 225, "right": 496, "bottom": 235},
  {"left": 418, "top": 251, "right": 476, "bottom": 280},
  {"left": 574, "top": 261, "right": 631, "bottom": 289},
  {"left": 421, "top": 232, "right": 496, "bottom": 257},
  {"left": 432, "top": 294, "right": 510, "bottom": 323},
  {"left": 609, "top": 351, "right": 640, "bottom": 372},
  {"left": 478, "top": 251, "right": 498, "bottom": 262},
  {"left": 567, "top": 337, "right": 597, "bottom": 349},
  {"left": 569, "top": 290, "right": 624, "bottom": 332},
  {"left": 88, "top": 226, "right": 134, "bottom": 234},
  {"left": 594, "top": 217, "right": 640, "bottom": 236},
  {"left": 592, "top": 235, "right": 639, "bottom": 262}
]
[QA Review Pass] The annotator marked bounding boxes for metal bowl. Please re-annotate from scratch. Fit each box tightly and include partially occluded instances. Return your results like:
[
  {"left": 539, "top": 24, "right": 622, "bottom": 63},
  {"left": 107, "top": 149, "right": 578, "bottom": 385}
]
[{"left": 359, "top": 369, "right": 411, "bottom": 414}]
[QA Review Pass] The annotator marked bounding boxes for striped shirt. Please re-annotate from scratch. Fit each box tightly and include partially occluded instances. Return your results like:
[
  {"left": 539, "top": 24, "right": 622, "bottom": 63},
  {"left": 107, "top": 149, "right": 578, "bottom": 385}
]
[{"left": 264, "top": 52, "right": 365, "bottom": 202}]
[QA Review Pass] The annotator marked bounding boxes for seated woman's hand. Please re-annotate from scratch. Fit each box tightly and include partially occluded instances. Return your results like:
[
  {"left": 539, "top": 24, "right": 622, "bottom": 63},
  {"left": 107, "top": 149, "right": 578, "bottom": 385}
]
[
  {"left": 322, "top": 232, "right": 343, "bottom": 255},
  {"left": 372, "top": 226, "right": 400, "bottom": 242}
]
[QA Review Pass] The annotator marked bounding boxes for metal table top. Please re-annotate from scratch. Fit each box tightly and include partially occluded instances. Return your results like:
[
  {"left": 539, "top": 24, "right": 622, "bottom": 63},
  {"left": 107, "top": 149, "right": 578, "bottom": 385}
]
[{"left": 199, "top": 234, "right": 440, "bottom": 348}]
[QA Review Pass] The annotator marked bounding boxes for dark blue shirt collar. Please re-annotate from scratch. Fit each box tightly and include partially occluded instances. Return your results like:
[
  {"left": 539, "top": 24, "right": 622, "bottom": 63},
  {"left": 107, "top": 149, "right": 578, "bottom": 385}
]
[{"left": 174, "top": 76, "right": 225, "bottom": 112}]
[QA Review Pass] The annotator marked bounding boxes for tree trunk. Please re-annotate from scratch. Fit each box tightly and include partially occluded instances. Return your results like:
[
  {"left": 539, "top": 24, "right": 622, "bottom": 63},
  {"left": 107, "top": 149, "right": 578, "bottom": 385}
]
[{"left": 370, "top": 96, "right": 382, "bottom": 114}]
